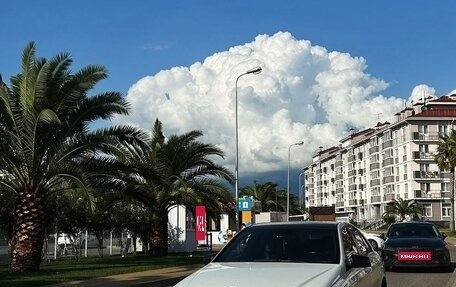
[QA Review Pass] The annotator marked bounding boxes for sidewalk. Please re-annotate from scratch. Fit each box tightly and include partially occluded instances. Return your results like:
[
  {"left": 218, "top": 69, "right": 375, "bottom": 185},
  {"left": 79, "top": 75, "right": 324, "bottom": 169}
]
[{"left": 49, "top": 264, "right": 203, "bottom": 287}]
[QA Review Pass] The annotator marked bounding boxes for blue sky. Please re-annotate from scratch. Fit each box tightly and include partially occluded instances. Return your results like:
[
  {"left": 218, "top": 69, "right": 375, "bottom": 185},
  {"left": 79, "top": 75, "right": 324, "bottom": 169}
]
[
  {"left": 2, "top": 1, "right": 455, "bottom": 97},
  {"left": 2, "top": 1, "right": 456, "bottom": 190}
]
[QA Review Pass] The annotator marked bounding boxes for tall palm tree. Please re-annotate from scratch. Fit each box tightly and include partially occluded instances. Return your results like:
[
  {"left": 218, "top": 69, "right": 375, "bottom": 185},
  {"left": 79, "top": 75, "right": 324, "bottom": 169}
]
[
  {"left": 0, "top": 42, "right": 147, "bottom": 272},
  {"left": 435, "top": 129, "right": 456, "bottom": 232},
  {"left": 239, "top": 181, "right": 286, "bottom": 212},
  {"left": 383, "top": 198, "right": 422, "bottom": 222},
  {"left": 120, "top": 119, "right": 234, "bottom": 256}
]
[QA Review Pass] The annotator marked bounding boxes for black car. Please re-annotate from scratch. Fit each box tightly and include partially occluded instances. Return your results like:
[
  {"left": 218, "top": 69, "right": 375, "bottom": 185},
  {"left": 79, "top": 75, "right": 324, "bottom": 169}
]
[{"left": 381, "top": 221, "right": 451, "bottom": 271}]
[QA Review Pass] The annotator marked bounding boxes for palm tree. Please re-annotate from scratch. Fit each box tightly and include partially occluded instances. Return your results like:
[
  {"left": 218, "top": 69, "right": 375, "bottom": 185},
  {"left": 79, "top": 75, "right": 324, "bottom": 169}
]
[
  {"left": 119, "top": 119, "right": 234, "bottom": 256},
  {"left": 240, "top": 181, "right": 286, "bottom": 212},
  {"left": 383, "top": 198, "right": 422, "bottom": 222},
  {"left": 435, "top": 129, "right": 456, "bottom": 232},
  {"left": 0, "top": 43, "right": 147, "bottom": 272}
]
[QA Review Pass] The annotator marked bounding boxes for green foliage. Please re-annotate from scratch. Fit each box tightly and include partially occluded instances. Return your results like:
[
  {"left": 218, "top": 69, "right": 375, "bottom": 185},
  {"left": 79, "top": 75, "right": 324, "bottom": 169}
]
[
  {"left": 383, "top": 198, "right": 422, "bottom": 221},
  {"left": 382, "top": 213, "right": 396, "bottom": 226},
  {"left": 0, "top": 253, "right": 205, "bottom": 287},
  {"left": 435, "top": 129, "right": 456, "bottom": 232}
]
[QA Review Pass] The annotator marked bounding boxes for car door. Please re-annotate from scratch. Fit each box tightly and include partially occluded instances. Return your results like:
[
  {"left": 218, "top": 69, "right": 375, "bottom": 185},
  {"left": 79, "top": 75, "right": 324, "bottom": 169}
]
[
  {"left": 349, "top": 226, "right": 384, "bottom": 287},
  {"left": 334, "top": 225, "right": 376, "bottom": 287}
]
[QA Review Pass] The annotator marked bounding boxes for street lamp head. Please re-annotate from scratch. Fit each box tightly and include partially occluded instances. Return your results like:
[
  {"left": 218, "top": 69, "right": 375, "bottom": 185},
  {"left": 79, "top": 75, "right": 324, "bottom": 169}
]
[
  {"left": 246, "top": 66, "right": 262, "bottom": 75},
  {"left": 296, "top": 141, "right": 304, "bottom": 146}
]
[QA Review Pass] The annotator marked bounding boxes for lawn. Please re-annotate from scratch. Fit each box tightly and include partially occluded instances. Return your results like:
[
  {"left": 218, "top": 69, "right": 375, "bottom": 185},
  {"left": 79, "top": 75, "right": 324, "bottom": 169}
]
[{"left": 0, "top": 252, "right": 207, "bottom": 287}]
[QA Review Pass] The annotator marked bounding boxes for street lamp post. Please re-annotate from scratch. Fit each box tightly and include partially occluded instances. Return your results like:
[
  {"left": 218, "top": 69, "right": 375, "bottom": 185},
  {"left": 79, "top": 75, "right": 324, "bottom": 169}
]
[
  {"left": 287, "top": 141, "right": 304, "bottom": 221},
  {"left": 234, "top": 66, "right": 262, "bottom": 231}
]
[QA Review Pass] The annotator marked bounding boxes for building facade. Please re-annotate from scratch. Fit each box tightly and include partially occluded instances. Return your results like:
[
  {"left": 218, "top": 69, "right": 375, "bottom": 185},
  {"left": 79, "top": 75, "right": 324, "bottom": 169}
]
[{"left": 304, "top": 95, "right": 456, "bottom": 227}]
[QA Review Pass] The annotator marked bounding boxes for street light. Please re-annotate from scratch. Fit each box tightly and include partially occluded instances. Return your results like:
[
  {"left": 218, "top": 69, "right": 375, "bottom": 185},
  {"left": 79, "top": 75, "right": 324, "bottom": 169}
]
[
  {"left": 287, "top": 141, "right": 304, "bottom": 221},
  {"left": 234, "top": 66, "right": 262, "bottom": 231}
]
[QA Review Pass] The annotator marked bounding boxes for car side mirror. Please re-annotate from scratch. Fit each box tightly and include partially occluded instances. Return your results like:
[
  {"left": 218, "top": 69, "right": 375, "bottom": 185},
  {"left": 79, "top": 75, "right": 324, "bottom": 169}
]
[
  {"left": 442, "top": 232, "right": 447, "bottom": 240},
  {"left": 349, "top": 254, "right": 371, "bottom": 269},
  {"left": 379, "top": 233, "right": 385, "bottom": 240},
  {"left": 203, "top": 253, "right": 216, "bottom": 265}
]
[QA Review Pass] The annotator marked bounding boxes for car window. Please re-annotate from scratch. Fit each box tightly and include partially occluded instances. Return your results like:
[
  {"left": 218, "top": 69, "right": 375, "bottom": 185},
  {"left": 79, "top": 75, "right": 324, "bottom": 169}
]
[
  {"left": 387, "top": 224, "right": 440, "bottom": 238},
  {"left": 342, "top": 226, "right": 358, "bottom": 257},
  {"left": 348, "top": 226, "right": 371, "bottom": 256},
  {"left": 214, "top": 226, "right": 340, "bottom": 264}
]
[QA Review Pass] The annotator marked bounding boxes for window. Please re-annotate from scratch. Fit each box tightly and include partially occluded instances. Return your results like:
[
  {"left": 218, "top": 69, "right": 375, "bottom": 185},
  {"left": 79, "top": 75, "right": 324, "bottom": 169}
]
[
  {"left": 443, "top": 204, "right": 451, "bottom": 217},
  {"left": 342, "top": 226, "right": 358, "bottom": 257},
  {"left": 439, "top": 124, "right": 449, "bottom": 136},
  {"left": 419, "top": 144, "right": 429, "bottom": 154},
  {"left": 421, "top": 183, "right": 430, "bottom": 192},
  {"left": 348, "top": 226, "right": 371, "bottom": 256},
  {"left": 422, "top": 204, "right": 432, "bottom": 217},
  {"left": 442, "top": 182, "right": 451, "bottom": 192},
  {"left": 419, "top": 125, "right": 428, "bottom": 135}
]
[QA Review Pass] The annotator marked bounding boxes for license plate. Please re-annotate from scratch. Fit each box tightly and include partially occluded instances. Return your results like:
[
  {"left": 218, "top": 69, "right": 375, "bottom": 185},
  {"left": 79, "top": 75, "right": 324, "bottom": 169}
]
[{"left": 398, "top": 251, "right": 432, "bottom": 261}]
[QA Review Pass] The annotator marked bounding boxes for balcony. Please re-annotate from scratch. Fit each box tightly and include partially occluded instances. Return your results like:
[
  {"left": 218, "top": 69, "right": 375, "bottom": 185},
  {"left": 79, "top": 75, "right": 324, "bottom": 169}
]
[
  {"left": 348, "top": 154, "right": 356, "bottom": 162},
  {"left": 335, "top": 174, "right": 344, "bottom": 180},
  {"left": 335, "top": 160, "right": 343, "bottom": 167},
  {"left": 336, "top": 201, "right": 345, "bottom": 207},
  {"left": 412, "top": 151, "right": 434, "bottom": 161},
  {"left": 371, "top": 195, "right": 381, "bottom": 203},
  {"left": 348, "top": 169, "right": 357, "bottom": 177},
  {"left": 382, "top": 139, "right": 393, "bottom": 149},
  {"left": 383, "top": 194, "right": 396, "bottom": 201},
  {"left": 370, "top": 179, "right": 381, "bottom": 186},
  {"left": 336, "top": 187, "right": 344, "bottom": 194},
  {"left": 413, "top": 170, "right": 441, "bottom": 180},
  {"left": 349, "top": 199, "right": 358, "bottom": 206},
  {"left": 370, "top": 162, "right": 380, "bottom": 170},
  {"left": 412, "top": 132, "right": 440, "bottom": 142},
  {"left": 348, "top": 184, "right": 357, "bottom": 191},
  {"left": 413, "top": 190, "right": 445, "bottom": 199},
  {"left": 369, "top": 145, "right": 379, "bottom": 155},
  {"left": 382, "top": 158, "right": 395, "bottom": 167},
  {"left": 382, "top": 175, "right": 395, "bottom": 184}
]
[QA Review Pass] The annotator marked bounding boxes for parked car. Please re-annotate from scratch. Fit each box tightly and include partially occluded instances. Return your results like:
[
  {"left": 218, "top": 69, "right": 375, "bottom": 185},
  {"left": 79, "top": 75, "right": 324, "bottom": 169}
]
[
  {"left": 362, "top": 232, "right": 384, "bottom": 251},
  {"left": 174, "top": 221, "right": 386, "bottom": 287},
  {"left": 381, "top": 221, "right": 451, "bottom": 271}
]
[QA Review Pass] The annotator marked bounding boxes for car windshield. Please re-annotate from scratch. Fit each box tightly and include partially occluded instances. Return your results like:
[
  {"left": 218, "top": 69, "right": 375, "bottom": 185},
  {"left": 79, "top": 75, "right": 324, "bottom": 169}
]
[
  {"left": 213, "top": 226, "right": 340, "bottom": 264},
  {"left": 387, "top": 224, "right": 440, "bottom": 238}
]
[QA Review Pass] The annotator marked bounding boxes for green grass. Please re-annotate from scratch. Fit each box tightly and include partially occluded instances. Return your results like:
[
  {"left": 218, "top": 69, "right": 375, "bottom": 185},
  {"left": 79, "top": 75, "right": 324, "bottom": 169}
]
[{"left": 0, "top": 252, "right": 206, "bottom": 287}]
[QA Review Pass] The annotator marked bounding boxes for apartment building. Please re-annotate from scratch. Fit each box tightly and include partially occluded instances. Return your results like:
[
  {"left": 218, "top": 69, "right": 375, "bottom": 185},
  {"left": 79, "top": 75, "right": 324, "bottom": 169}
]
[{"left": 303, "top": 95, "right": 456, "bottom": 226}]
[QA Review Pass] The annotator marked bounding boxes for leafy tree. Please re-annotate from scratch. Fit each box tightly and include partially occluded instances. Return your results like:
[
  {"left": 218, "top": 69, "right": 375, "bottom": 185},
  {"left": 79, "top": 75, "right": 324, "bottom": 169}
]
[
  {"left": 383, "top": 198, "right": 422, "bottom": 222},
  {"left": 118, "top": 119, "right": 234, "bottom": 256},
  {"left": 0, "top": 43, "right": 147, "bottom": 272},
  {"left": 435, "top": 129, "right": 456, "bottom": 232}
]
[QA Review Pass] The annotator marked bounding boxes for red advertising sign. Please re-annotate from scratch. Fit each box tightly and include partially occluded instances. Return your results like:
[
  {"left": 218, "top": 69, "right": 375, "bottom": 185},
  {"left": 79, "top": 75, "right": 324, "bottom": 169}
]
[
  {"left": 195, "top": 206, "right": 206, "bottom": 241},
  {"left": 398, "top": 251, "right": 432, "bottom": 261}
]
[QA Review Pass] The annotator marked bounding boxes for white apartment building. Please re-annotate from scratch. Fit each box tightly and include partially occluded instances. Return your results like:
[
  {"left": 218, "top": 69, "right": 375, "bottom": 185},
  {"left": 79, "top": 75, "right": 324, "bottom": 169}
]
[{"left": 304, "top": 95, "right": 456, "bottom": 227}]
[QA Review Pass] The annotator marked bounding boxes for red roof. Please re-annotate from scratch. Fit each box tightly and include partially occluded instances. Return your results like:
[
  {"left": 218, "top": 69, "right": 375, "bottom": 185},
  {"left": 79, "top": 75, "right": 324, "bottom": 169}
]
[{"left": 413, "top": 109, "right": 456, "bottom": 117}]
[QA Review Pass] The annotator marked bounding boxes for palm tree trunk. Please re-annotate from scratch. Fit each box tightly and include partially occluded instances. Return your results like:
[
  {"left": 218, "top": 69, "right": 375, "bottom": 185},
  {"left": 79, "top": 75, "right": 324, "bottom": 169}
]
[
  {"left": 10, "top": 191, "right": 46, "bottom": 272},
  {"left": 451, "top": 170, "right": 455, "bottom": 232},
  {"left": 149, "top": 216, "right": 168, "bottom": 256}
]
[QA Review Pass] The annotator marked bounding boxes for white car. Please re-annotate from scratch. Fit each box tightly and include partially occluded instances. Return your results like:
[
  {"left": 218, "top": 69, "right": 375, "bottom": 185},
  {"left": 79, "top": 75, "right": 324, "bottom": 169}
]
[
  {"left": 362, "top": 232, "right": 385, "bottom": 251},
  {"left": 174, "top": 221, "right": 386, "bottom": 287}
]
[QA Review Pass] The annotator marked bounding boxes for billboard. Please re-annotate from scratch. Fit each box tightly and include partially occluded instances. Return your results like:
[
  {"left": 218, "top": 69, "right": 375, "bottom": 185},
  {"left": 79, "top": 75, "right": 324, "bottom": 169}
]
[{"left": 195, "top": 205, "right": 206, "bottom": 241}]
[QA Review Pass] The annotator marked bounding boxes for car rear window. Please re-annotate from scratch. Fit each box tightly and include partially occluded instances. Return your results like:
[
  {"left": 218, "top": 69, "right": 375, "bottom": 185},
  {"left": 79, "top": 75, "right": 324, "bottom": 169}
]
[{"left": 387, "top": 224, "right": 440, "bottom": 238}]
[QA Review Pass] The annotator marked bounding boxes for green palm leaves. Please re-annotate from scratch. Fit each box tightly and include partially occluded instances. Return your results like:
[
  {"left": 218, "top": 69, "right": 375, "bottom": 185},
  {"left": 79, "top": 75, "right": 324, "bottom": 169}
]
[
  {"left": 0, "top": 42, "right": 144, "bottom": 272},
  {"left": 434, "top": 130, "right": 456, "bottom": 232}
]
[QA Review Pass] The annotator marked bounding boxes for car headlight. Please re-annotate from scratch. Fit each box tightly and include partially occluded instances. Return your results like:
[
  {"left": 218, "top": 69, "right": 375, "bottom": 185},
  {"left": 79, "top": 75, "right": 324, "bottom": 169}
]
[{"left": 434, "top": 246, "right": 448, "bottom": 253}]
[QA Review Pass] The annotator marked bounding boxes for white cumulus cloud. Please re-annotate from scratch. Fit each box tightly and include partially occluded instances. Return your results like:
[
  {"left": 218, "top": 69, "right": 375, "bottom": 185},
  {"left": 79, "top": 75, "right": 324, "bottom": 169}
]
[{"left": 114, "top": 31, "right": 433, "bottom": 175}]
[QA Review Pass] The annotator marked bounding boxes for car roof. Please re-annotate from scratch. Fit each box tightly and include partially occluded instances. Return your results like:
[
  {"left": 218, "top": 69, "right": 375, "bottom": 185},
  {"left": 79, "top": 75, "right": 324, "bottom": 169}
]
[
  {"left": 246, "top": 221, "right": 343, "bottom": 230},
  {"left": 389, "top": 221, "right": 436, "bottom": 226}
]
